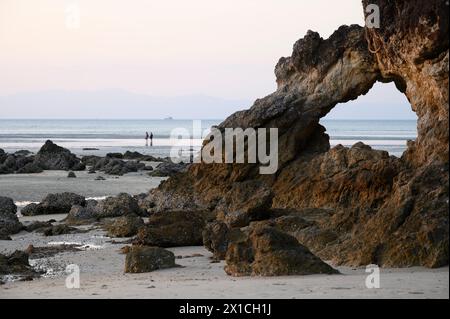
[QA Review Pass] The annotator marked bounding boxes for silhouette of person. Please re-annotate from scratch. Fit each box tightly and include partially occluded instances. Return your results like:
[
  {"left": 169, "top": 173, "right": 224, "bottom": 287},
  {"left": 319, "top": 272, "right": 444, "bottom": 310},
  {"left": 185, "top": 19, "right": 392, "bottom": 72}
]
[
  {"left": 145, "top": 132, "right": 149, "bottom": 146},
  {"left": 150, "top": 132, "right": 154, "bottom": 146}
]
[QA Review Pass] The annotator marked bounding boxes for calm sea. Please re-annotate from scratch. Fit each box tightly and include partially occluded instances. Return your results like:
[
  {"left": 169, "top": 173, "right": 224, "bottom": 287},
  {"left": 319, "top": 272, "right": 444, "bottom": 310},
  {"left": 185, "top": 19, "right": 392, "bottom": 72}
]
[{"left": 0, "top": 119, "right": 417, "bottom": 158}]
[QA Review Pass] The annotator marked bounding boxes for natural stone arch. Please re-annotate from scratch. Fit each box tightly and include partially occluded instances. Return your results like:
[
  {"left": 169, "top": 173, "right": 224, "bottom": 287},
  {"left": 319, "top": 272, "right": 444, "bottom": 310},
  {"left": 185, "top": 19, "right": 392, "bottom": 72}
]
[{"left": 145, "top": 0, "right": 448, "bottom": 268}]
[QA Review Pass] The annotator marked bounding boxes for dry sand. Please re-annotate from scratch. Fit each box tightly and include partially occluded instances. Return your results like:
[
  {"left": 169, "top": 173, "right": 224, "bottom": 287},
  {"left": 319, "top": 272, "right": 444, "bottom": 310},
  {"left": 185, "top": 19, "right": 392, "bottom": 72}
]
[{"left": 0, "top": 214, "right": 448, "bottom": 299}]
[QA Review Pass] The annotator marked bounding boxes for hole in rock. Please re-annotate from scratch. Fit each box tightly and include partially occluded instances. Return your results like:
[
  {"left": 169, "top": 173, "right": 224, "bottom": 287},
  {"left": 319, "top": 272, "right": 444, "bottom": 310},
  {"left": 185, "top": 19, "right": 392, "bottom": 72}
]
[{"left": 320, "top": 82, "right": 418, "bottom": 157}]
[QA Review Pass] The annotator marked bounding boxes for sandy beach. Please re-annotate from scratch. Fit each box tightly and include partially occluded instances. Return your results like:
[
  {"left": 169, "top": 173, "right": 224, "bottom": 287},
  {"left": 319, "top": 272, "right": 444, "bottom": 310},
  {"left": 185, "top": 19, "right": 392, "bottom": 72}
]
[
  {"left": 0, "top": 169, "right": 165, "bottom": 205},
  {"left": 0, "top": 212, "right": 448, "bottom": 299}
]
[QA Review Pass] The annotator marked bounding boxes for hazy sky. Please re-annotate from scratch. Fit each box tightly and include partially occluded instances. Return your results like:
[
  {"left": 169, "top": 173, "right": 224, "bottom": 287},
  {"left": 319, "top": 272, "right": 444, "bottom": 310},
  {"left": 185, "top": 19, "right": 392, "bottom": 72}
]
[{"left": 0, "top": 0, "right": 415, "bottom": 119}]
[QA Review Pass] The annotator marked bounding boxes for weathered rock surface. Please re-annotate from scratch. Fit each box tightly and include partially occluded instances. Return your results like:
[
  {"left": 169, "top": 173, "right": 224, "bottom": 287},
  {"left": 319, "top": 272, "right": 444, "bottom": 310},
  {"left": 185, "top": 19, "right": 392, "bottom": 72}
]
[
  {"left": 225, "top": 225, "right": 338, "bottom": 276},
  {"left": 124, "top": 246, "right": 177, "bottom": 273},
  {"left": 21, "top": 193, "right": 86, "bottom": 216},
  {"left": 148, "top": 161, "right": 188, "bottom": 177},
  {"left": 34, "top": 140, "right": 85, "bottom": 171},
  {"left": 0, "top": 197, "right": 23, "bottom": 238},
  {"left": 64, "top": 200, "right": 100, "bottom": 225},
  {"left": 36, "top": 224, "right": 83, "bottom": 237},
  {"left": 105, "top": 214, "right": 144, "bottom": 238},
  {"left": 215, "top": 180, "right": 273, "bottom": 227},
  {"left": 202, "top": 221, "right": 233, "bottom": 260},
  {"left": 135, "top": 211, "right": 206, "bottom": 247},
  {"left": 96, "top": 193, "right": 143, "bottom": 218},
  {"left": 142, "top": 1, "right": 449, "bottom": 268},
  {"left": 82, "top": 156, "right": 146, "bottom": 176},
  {"left": 0, "top": 251, "right": 40, "bottom": 280}
]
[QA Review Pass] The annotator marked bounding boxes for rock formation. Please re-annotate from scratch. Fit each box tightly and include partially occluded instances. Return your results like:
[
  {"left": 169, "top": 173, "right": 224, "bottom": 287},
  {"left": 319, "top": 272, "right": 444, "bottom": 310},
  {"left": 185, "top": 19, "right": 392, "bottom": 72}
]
[
  {"left": 144, "top": 0, "right": 449, "bottom": 269},
  {"left": 124, "top": 246, "right": 177, "bottom": 273},
  {"left": 21, "top": 193, "right": 86, "bottom": 216},
  {"left": 225, "top": 224, "right": 338, "bottom": 276},
  {"left": 0, "top": 197, "right": 23, "bottom": 239},
  {"left": 135, "top": 210, "right": 208, "bottom": 247},
  {"left": 34, "top": 140, "right": 85, "bottom": 171},
  {"left": 104, "top": 214, "right": 144, "bottom": 238}
]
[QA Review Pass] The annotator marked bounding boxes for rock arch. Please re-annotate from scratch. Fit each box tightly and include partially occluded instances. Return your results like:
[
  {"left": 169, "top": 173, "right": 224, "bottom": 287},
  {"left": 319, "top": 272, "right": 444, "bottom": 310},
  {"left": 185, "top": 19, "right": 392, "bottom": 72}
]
[{"left": 145, "top": 0, "right": 449, "bottom": 268}]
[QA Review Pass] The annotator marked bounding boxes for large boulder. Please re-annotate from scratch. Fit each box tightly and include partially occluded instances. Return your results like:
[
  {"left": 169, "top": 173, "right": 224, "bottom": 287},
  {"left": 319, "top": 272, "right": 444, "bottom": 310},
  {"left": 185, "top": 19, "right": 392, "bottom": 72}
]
[
  {"left": 225, "top": 225, "right": 338, "bottom": 276},
  {"left": 33, "top": 140, "right": 85, "bottom": 171},
  {"left": 124, "top": 246, "right": 177, "bottom": 273},
  {"left": 64, "top": 200, "right": 100, "bottom": 225},
  {"left": 96, "top": 193, "right": 142, "bottom": 218},
  {"left": 105, "top": 214, "right": 144, "bottom": 238},
  {"left": 135, "top": 211, "right": 206, "bottom": 247},
  {"left": 0, "top": 197, "right": 23, "bottom": 238},
  {"left": 21, "top": 193, "right": 86, "bottom": 216}
]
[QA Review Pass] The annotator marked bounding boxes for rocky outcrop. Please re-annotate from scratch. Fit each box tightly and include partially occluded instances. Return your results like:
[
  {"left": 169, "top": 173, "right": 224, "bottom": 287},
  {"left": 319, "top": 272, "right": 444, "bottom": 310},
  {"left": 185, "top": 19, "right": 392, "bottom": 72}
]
[
  {"left": 135, "top": 211, "right": 207, "bottom": 247},
  {"left": 225, "top": 224, "right": 338, "bottom": 276},
  {"left": 0, "top": 197, "right": 23, "bottom": 239},
  {"left": 34, "top": 140, "right": 85, "bottom": 171},
  {"left": 143, "top": 1, "right": 449, "bottom": 269},
  {"left": 124, "top": 246, "right": 177, "bottom": 273},
  {"left": 0, "top": 141, "right": 85, "bottom": 174},
  {"left": 104, "top": 214, "right": 144, "bottom": 238},
  {"left": 82, "top": 156, "right": 146, "bottom": 176},
  {"left": 21, "top": 193, "right": 86, "bottom": 216}
]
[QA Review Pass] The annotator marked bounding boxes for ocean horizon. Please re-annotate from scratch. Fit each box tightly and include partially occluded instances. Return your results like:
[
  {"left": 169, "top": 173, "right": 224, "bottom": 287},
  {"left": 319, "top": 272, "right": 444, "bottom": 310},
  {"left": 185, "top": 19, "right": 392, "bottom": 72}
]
[{"left": 0, "top": 118, "right": 417, "bottom": 158}]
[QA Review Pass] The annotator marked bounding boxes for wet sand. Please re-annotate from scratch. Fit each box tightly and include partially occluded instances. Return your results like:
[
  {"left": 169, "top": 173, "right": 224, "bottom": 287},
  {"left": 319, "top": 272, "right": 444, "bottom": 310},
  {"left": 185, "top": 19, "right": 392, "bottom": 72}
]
[{"left": 0, "top": 169, "right": 165, "bottom": 204}]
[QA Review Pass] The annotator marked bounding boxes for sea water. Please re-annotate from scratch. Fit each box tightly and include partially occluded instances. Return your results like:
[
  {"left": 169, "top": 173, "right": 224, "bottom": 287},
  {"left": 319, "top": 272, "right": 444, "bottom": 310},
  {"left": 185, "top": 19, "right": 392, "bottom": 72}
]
[{"left": 0, "top": 119, "right": 417, "bottom": 158}]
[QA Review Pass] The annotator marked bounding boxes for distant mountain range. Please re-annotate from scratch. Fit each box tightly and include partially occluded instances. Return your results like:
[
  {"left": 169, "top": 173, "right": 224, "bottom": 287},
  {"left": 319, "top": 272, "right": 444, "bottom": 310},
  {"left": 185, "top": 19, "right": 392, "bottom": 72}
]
[{"left": 0, "top": 89, "right": 251, "bottom": 119}]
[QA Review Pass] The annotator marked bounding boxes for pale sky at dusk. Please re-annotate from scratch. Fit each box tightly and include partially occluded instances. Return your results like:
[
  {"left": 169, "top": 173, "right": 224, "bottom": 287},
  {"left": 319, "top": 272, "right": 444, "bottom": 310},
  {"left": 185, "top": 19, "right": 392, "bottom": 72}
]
[{"left": 0, "top": 0, "right": 415, "bottom": 119}]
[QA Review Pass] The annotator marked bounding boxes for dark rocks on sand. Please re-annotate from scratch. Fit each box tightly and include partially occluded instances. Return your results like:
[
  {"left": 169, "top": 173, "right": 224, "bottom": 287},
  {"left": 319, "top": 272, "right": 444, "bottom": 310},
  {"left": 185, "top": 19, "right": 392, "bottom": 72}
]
[
  {"left": 84, "top": 156, "right": 145, "bottom": 176},
  {"left": 148, "top": 161, "right": 188, "bottom": 177},
  {"left": 15, "top": 162, "right": 44, "bottom": 174},
  {"left": 0, "top": 251, "right": 39, "bottom": 280},
  {"left": 24, "top": 221, "right": 54, "bottom": 232},
  {"left": 64, "top": 200, "right": 100, "bottom": 225},
  {"left": 36, "top": 224, "right": 83, "bottom": 236},
  {"left": 124, "top": 246, "right": 177, "bottom": 273},
  {"left": 225, "top": 225, "right": 338, "bottom": 277},
  {"left": 104, "top": 214, "right": 145, "bottom": 238},
  {"left": 21, "top": 193, "right": 86, "bottom": 216},
  {"left": 106, "top": 153, "right": 124, "bottom": 159},
  {"left": 0, "top": 197, "right": 23, "bottom": 238},
  {"left": 135, "top": 210, "right": 206, "bottom": 247},
  {"left": 96, "top": 193, "right": 143, "bottom": 218},
  {"left": 34, "top": 140, "right": 85, "bottom": 171},
  {"left": 67, "top": 171, "right": 77, "bottom": 178}
]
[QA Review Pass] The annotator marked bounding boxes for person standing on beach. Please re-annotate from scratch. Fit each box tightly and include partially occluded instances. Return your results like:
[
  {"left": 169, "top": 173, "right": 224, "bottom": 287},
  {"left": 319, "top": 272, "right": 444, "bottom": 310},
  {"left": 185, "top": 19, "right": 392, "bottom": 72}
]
[
  {"left": 145, "top": 132, "right": 149, "bottom": 146},
  {"left": 150, "top": 132, "right": 154, "bottom": 146}
]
